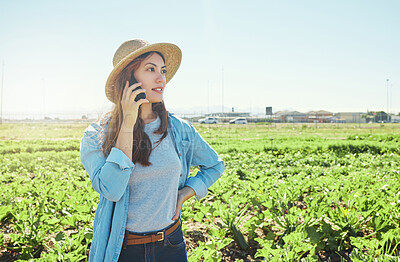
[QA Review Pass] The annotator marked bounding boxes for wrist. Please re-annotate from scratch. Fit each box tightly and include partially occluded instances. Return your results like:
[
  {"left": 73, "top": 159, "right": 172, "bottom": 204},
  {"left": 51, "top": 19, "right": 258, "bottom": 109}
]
[
  {"left": 122, "top": 113, "right": 137, "bottom": 129},
  {"left": 121, "top": 121, "right": 134, "bottom": 132},
  {"left": 179, "top": 186, "right": 196, "bottom": 201},
  {"left": 122, "top": 119, "right": 134, "bottom": 127}
]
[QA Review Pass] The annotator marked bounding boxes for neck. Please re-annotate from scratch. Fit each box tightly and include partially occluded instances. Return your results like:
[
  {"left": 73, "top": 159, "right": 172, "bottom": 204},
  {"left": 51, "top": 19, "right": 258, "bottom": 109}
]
[{"left": 140, "top": 103, "right": 156, "bottom": 122}]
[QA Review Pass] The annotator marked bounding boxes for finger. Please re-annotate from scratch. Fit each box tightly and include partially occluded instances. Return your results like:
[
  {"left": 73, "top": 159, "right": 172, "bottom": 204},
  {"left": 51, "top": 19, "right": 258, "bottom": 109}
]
[
  {"left": 172, "top": 209, "right": 180, "bottom": 221},
  {"left": 131, "top": 98, "right": 149, "bottom": 111},
  {"left": 129, "top": 88, "right": 146, "bottom": 101},
  {"left": 172, "top": 200, "right": 183, "bottom": 220},
  {"left": 134, "top": 98, "right": 149, "bottom": 108},
  {"left": 172, "top": 213, "right": 178, "bottom": 221},
  {"left": 121, "top": 81, "right": 130, "bottom": 101},
  {"left": 124, "top": 82, "right": 142, "bottom": 103},
  {"left": 128, "top": 81, "right": 142, "bottom": 91}
]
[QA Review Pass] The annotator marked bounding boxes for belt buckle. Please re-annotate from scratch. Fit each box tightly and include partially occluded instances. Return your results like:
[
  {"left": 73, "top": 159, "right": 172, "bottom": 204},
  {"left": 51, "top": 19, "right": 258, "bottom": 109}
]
[{"left": 157, "top": 231, "right": 164, "bottom": 241}]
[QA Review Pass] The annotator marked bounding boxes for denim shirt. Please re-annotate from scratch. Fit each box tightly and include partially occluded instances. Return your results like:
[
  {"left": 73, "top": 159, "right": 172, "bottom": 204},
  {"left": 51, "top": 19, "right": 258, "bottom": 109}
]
[{"left": 80, "top": 112, "right": 224, "bottom": 262}]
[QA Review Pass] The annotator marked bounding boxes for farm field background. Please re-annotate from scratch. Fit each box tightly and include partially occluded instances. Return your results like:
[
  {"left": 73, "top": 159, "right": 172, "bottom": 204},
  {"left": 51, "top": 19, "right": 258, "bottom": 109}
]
[{"left": 0, "top": 122, "right": 400, "bottom": 261}]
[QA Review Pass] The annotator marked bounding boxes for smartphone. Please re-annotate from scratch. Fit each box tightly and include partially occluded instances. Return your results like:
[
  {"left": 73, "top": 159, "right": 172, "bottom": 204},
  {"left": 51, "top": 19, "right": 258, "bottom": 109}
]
[{"left": 131, "top": 75, "right": 146, "bottom": 102}]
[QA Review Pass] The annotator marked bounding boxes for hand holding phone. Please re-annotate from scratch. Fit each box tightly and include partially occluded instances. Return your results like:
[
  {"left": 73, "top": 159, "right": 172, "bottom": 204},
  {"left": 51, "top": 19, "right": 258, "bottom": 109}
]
[
  {"left": 120, "top": 80, "right": 149, "bottom": 129},
  {"left": 131, "top": 76, "right": 146, "bottom": 102},
  {"left": 132, "top": 86, "right": 146, "bottom": 102}
]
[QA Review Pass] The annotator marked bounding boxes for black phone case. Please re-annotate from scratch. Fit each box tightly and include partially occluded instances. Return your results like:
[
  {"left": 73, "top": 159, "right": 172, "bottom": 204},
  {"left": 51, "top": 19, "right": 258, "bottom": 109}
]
[{"left": 131, "top": 76, "right": 146, "bottom": 102}]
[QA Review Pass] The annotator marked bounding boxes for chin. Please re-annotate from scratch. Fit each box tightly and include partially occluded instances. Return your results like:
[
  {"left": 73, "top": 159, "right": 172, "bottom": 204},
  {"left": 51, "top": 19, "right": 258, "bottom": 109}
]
[{"left": 149, "top": 97, "right": 163, "bottom": 103}]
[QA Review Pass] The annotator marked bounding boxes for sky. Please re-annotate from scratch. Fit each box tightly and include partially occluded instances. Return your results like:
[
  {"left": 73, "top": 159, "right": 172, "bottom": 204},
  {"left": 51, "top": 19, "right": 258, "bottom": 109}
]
[{"left": 0, "top": 0, "right": 399, "bottom": 119}]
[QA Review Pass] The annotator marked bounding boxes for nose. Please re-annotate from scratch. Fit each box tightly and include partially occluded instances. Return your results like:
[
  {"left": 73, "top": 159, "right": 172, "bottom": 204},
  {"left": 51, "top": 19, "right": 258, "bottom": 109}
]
[{"left": 156, "top": 72, "right": 166, "bottom": 85}]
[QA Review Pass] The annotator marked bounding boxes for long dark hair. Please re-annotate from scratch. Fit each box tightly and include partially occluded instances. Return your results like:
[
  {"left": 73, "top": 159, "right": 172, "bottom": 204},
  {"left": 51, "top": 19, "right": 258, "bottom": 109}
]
[{"left": 101, "top": 52, "right": 168, "bottom": 166}]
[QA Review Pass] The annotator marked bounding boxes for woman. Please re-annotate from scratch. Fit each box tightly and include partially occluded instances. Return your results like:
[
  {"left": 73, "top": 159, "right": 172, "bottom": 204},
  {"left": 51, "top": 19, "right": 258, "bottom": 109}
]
[{"left": 80, "top": 39, "right": 224, "bottom": 262}]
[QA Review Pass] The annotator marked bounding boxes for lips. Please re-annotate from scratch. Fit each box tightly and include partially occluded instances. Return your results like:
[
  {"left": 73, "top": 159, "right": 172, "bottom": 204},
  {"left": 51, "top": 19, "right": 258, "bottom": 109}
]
[{"left": 152, "top": 87, "right": 163, "bottom": 94}]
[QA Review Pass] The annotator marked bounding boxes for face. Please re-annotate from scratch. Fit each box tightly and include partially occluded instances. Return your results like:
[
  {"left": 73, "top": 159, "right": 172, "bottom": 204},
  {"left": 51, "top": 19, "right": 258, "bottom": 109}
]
[{"left": 133, "top": 53, "right": 167, "bottom": 103}]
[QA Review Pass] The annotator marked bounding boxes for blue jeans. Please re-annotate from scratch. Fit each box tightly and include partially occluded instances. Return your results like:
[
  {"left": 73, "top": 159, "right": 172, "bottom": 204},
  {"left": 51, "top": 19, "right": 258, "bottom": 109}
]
[{"left": 118, "top": 220, "right": 188, "bottom": 262}]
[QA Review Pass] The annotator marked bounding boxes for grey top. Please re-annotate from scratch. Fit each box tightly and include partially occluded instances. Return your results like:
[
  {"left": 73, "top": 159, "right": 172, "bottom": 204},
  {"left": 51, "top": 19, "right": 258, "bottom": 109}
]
[{"left": 125, "top": 116, "right": 181, "bottom": 233}]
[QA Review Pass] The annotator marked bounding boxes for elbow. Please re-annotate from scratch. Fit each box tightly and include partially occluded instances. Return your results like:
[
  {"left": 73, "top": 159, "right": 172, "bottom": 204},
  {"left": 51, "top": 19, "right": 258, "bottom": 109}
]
[
  {"left": 92, "top": 183, "right": 124, "bottom": 202},
  {"left": 91, "top": 180, "right": 125, "bottom": 202},
  {"left": 105, "top": 192, "right": 124, "bottom": 202},
  {"left": 217, "top": 159, "right": 225, "bottom": 176}
]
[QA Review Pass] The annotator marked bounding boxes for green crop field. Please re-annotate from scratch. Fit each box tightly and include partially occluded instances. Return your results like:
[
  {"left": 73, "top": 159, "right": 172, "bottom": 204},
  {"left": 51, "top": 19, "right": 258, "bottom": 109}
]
[{"left": 1, "top": 122, "right": 400, "bottom": 261}]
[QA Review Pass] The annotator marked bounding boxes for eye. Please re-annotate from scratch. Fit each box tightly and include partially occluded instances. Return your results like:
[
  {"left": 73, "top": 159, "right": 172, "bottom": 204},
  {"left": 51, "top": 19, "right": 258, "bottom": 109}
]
[
  {"left": 161, "top": 69, "right": 167, "bottom": 74},
  {"left": 147, "top": 67, "right": 155, "bottom": 72}
]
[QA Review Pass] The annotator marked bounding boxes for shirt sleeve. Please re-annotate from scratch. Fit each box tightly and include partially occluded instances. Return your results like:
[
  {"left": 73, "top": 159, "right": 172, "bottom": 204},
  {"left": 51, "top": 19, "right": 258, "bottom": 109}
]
[
  {"left": 185, "top": 124, "right": 224, "bottom": 200},
  {"left": 80, "top": 122, "right": 134, "bottom": 202}
]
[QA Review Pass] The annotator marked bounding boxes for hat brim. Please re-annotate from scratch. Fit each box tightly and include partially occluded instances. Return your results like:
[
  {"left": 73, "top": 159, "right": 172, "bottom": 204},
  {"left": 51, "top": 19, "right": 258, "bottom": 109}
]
[{"left": 105, "top": 42, "right": 182, "bottom": 103}]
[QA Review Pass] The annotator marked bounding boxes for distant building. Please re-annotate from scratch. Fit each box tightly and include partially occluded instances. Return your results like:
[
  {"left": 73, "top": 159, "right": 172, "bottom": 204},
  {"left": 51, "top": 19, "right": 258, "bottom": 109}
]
[
  {"left": 206, "top": 112, "right": 250, "bottom": 118},
  {"left": 307, "top": 110, "right": 333, "bottom": 123},
  {"left": 391, "top": 115, "right": 400, "bottom": 123},
  {"left": 363, "top": 111, "right": 390, "bottom": 123},
  {"left": 334, "top": 112, "right": 366, "bottom": 123},
  {"left": 273, "top": 110, "right": 307, "bottom": 123}
]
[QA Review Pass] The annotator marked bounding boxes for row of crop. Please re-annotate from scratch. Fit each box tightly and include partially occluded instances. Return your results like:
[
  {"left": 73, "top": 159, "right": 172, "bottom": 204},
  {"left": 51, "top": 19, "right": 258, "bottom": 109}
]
[
  {"left": 347, "top": 134, "right": 400, "bottom": 142},
  {"left": 182, "top": 150, "right": 400, "bottom": 261},
  {"left": 1, "top": 136, "right": 399, "bottom": 157},
  {"left": 0, "top": 151, "right": 96, "bottom": 261},
  {"left": 1, "top": 141, "right": 400, "bottom": 261},
  {"left": 0, "top": 140, "right": 80, "bottom": 154},
  {"left": 0, "top": 151, "right": 82, "bottom": 177},
  {"left": 209, "top": 136, "right": 400, "bottom": 155}
]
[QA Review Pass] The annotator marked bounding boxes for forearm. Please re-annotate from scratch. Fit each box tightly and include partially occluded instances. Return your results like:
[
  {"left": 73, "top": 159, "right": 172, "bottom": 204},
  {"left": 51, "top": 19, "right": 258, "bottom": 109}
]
[
  {"left": 81, "top": 128, "right": 134, "bottom": 202},
  {"left": 172, "top": 186, "right": 196, "bottom": 220},
  {"left": 90, "top": 154, "right": 132, "bottom": 202},
  {"left": 179, "top": 186, "right": 196, "bottom": 201},
  {"left": 115, "top": 122, "right": 134, "bottom": 160}
]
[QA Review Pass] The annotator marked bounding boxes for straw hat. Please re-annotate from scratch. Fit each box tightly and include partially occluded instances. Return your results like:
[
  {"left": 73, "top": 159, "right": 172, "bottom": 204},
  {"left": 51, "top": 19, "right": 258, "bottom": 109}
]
[{"left": 105, "top": 39, "right": 182, "bottom": 103}]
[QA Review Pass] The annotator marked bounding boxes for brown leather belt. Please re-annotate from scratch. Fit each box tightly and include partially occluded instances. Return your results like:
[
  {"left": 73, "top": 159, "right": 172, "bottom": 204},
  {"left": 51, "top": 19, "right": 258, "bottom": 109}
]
[{"left": 125, "top": 220, "right": 180, "bottom": 246}]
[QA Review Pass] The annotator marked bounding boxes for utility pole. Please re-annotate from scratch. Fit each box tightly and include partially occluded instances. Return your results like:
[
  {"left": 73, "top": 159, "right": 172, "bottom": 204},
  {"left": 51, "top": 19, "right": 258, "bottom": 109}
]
[
  {"left": 42, "top": 78, "right": 45, "bottom": 120},
  {"left": 221, "top": 66, "right": 224, "bottom": 116},
  {"left": 390, "top": 83, "right": 393, "bottom": 119},
  {"left": 386, "top": 79, "right": 389, "bottom": 122},
  {"left": 207, "top": 80, "right": 210, "bottom": 114},
  {"left": 1, "top": 62, "right": 4, "bottom": 124}
]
